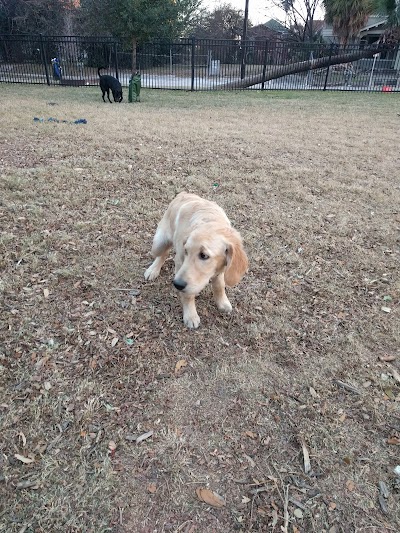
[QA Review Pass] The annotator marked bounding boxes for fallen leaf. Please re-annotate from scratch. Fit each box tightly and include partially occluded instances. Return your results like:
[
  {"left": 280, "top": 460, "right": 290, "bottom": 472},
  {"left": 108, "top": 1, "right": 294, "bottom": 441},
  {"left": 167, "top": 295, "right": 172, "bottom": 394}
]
[
  {"left": 175, "top": 359, "right": 187, "bottom": 374},
  {"left": 18, "top": 432, "right": 27, "bottom": 447},
  {"left": 43, "top": 288, "right": 49, "bottom": 298},
  {"left": 338, "top": 413, "right": 346, "bottom": 422},
  {"left": 111, "top": 337, "right": 119, "bottom": 347},
  {"left": 147, "top": 483, "right": 157, "bottom": 494},
  {"left": 309, "top": 387, "right": 318, "bottom": 398},
  {"left": 243, "top": 454, "right": 256, "bottom": 467},
  {"left": 300, "top": 438, "right": 311, "bottom": 474},
  {"left": 14, "top": 454, "right": 34, "bottom": 464},
  {"left": 16, "top": 479, "right": 40, "bottom": 490},
  {"left": 379, "top": 494, "right": 388, "bottom": 514},
  {"left": 387, "top": 436, "right": 400, "bottom": 445},
  {"left": 196, "top": 488, "right": 225, "bottom": 508},
  {"left": 379, "top": 355, "right": 396, "bottom": 362},
  {"left": 346, "top": 479, "right": 355, "bottom": 491},
  {"left": 381, "top": 306, "right": 391, "bottom": 313},
  {"left": 329, "top": 502, "right": 337, "bottom": 511},
  {"left": 384, "top": 388, "right": 395, "bottom": 400},
  {"left": 241, "top": 496, "right": 251, "bottom": 504},
  {"left": 271, "top": 508, "right": 278, "bottom": 526},
  {"left": 34, "top": 441, "right": 47, "bottom": 454},
  {"left": 136, "top": 431, "right": 153, "bottom": 444},
  {"left": 379, "top": 481, "right": 389, "bottom": 499},
  {"left": 108, "top": 441, "right": 117, "bottom": 451},
  {"left": 389, "top": 367, "right": 400, "bottom": 383},
  {"left": 245, "top": 431, "right": 257, "bottom": 439},
  {"left": 293, "top": 508, "right": 303, "bottom": 519}
]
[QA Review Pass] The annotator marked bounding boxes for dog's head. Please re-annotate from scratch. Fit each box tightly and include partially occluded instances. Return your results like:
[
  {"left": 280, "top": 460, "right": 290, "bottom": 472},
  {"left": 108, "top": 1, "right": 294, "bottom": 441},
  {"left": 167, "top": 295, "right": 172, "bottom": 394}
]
[
  {"left": 113, "top": 89, "right": 123, "bottom": 103},
  {"left": 173, "top": 227, "right": 248, "bottom": 295}
]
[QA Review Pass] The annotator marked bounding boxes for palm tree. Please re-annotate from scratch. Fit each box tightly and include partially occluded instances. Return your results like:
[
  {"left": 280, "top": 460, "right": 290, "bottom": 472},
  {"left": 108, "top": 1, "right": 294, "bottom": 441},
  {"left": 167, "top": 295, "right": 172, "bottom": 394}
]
[
  {"left": 323, "top": 0, "right": 375, "bottom": 45},
  {"left": 381, "top": 0, "right": 400, "bottom": 26}
]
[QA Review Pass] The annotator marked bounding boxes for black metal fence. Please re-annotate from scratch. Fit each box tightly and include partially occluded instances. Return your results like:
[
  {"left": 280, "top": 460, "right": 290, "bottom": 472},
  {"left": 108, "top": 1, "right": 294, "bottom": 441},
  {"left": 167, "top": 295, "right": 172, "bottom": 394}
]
[{"left": 1, "top": 34, "right": 399, "bottom": 92}]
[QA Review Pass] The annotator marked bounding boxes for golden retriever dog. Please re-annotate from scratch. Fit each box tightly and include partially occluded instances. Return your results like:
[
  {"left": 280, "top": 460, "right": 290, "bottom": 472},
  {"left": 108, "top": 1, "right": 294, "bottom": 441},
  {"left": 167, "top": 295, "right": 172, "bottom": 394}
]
[{"left": 144, "top": 192, "right": 248, "bottom": 328}]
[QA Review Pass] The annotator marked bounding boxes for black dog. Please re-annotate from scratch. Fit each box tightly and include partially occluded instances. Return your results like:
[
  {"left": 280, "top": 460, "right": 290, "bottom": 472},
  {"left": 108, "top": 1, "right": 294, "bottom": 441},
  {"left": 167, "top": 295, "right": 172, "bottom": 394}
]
[{"left": 98, "top": 68, "right": 123, "bottom": 103}]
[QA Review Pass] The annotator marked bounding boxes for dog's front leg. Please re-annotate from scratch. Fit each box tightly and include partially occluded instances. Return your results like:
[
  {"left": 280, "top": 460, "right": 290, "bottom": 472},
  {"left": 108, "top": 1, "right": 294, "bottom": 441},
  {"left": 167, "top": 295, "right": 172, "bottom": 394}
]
[
  {"left": 180, "top": 293, "right": 200, "bottom": 329},
  {"left": 212, "top": 274, "right": 232, "bottom": 313}
]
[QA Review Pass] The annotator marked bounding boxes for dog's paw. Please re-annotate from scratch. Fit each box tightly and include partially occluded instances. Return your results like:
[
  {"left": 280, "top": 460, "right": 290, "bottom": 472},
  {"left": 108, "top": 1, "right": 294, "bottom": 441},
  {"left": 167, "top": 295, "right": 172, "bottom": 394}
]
[
  {"left": 216, "top": 298, "right": 232, "bottom": 314},
  {"left": 183, "top": 312, "right": 200, "bottom": 329},
  {"left": 144, "top": 264, "right": 160, "bottom": 281}
]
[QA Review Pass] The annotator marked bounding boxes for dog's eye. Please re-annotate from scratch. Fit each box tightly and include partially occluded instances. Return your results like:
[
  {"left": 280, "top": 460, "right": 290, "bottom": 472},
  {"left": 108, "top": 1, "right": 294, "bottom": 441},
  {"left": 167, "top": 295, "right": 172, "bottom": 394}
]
[{"left": 199, "top": 252, "right": 209, "bottom": 260}]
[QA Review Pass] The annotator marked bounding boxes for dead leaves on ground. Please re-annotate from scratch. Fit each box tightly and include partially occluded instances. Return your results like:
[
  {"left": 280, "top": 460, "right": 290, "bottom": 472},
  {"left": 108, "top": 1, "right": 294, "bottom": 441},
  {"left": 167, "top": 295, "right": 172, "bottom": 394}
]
[
  {"left": 14, "top": 453, "right": 34, "bottom": 464},
  {"left": 136, "top": 431, "right": 153, "bottom": 444},
  {"left": 147, "top": 483, "right": 157, "bottom": 494},
  {"left": 300, "top": 438, "right": 311, "bottom": 474},
  {"left": 174, "top": 359, "right": 188, "bottom": 375},
  {"left": 195, "top": 488, "right": 226, "bottom": 508}
]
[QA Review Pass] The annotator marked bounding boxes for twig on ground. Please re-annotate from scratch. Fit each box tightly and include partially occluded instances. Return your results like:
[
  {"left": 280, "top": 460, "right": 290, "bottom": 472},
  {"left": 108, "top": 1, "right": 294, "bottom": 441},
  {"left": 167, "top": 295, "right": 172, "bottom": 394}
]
[
  {"left": 289, "top": 496, "right": 306, "bottom": 510},
  {"left": 110, "top": 288, "right": 140, "bottom": 292},
  {"left": 283, "top": 485, "right": 289, "bottom": 533},
  {"left": 334, "top": 380, "right": 361, "bottom": 395}
]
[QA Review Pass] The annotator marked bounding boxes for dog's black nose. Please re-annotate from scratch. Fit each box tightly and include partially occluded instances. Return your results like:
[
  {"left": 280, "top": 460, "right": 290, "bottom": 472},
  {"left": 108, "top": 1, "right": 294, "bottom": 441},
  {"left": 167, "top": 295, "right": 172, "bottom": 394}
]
[{"left": 173, "top": 279, "right": 187, "bottom": 291}]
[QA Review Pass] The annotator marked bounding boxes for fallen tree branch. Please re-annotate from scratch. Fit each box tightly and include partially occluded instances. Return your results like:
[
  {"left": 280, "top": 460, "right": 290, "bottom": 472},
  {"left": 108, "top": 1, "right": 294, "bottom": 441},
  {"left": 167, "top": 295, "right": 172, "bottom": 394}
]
[{"left": 223, "top": 45, "right": 389, "bottom": 89}]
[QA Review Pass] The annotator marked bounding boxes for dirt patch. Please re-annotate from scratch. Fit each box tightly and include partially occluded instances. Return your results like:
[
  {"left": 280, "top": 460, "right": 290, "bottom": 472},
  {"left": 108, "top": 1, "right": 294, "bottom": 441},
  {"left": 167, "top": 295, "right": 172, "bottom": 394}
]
[{"left": 0, "top": 85, "right": 399, "bottom": 532}]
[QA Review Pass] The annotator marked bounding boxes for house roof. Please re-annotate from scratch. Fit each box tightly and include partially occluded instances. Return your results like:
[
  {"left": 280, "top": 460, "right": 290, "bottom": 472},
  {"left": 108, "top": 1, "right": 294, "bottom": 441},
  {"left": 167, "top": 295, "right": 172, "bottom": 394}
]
[
  {"left": 264, "top": 19, "right": 287, "bottom": 32},
  {"left": 359, "top": 15, "right": 388, "bottom": 33},
  {"left": 323, "top": 14, "right": 388, "bottom": 38}
]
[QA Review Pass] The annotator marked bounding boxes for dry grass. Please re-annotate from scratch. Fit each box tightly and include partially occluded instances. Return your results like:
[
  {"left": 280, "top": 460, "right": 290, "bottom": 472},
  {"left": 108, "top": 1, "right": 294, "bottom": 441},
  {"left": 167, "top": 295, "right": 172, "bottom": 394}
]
[{"left": 0, "top": 84, "right": 399, "bottom": 533}]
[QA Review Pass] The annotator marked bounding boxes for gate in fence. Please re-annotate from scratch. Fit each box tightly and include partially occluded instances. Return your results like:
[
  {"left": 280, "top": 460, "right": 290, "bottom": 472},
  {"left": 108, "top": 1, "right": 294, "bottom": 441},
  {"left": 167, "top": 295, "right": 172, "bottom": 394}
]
[{"left": 1, "top": 34, "right": 399, "bottom": 92}]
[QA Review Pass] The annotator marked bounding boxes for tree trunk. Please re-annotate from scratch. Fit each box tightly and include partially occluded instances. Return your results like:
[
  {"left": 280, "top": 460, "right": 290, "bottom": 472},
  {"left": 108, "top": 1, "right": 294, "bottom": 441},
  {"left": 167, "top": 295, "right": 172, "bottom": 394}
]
[
  {"left": 132, "top": 36, "right": 137, "bottom": 72},
  {"left": 223, "top": 46, "right": 387, "bottom": 89}
]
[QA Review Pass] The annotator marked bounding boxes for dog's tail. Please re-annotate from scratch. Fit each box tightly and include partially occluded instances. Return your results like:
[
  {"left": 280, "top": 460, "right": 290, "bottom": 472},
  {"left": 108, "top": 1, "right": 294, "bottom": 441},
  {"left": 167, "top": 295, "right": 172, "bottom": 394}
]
[{"left": 98, "top": 67, "right": 105, "bottom": 77}]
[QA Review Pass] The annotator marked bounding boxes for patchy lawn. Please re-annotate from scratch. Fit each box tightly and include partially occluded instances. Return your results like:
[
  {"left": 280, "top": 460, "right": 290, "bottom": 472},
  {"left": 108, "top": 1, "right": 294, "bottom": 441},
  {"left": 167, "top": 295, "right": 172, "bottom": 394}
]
[{"left": 0, "top": 85, "right": 399, "bottom": 533}]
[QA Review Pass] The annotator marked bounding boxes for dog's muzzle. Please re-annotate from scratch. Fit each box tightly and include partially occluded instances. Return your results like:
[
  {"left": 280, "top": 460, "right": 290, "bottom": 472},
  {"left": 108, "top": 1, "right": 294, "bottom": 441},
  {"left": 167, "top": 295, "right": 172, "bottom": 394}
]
[{"left": 173, "top": 279, "right": 187, "bottom": 291}]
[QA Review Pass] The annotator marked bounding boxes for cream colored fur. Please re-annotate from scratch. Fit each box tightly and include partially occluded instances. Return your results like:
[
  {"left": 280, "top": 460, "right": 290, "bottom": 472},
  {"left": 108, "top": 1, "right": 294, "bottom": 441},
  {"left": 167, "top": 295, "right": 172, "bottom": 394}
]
[{"left": 144, "top": 192, "right": 248, "bottom": 328}]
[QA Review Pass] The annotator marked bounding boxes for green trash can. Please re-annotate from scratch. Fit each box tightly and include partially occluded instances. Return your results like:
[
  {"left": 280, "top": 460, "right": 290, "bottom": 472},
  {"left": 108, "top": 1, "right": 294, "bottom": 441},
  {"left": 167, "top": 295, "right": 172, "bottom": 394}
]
[{"left": 129, "top": 71, "right": 141, "bottom": 103}]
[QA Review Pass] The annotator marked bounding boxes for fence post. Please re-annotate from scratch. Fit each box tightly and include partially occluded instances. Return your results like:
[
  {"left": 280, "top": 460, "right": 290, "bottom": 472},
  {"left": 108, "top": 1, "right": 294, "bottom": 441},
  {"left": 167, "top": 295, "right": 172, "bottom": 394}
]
[
  {"left": 261, "top": 40, "right": 268, "bottom": 90},
  {"left": 323, "top": 43, "right": 334, "bottom": 91},
  {"left": 191, "top": 37, "right": 195, "bottom": 91},
  {"left": 114, "top": 41, "right": 119, "bottom": 80},
  {"left": 39, "top": 34, "right": 50, "bottom": 86}
]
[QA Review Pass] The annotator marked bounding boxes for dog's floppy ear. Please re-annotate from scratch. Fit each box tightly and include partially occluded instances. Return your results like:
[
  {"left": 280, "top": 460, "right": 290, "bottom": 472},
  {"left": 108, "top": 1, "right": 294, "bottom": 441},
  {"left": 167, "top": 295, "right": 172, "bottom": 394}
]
[{"left": 224, "top": 229, "right": 248, "bottom": 287}]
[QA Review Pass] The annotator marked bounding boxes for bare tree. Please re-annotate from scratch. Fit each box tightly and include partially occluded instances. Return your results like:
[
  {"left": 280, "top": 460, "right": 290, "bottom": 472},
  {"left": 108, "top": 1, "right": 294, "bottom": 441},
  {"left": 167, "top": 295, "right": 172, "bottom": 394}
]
[{"left": 267, "top": 0, "right": 323, "bottom": 41}]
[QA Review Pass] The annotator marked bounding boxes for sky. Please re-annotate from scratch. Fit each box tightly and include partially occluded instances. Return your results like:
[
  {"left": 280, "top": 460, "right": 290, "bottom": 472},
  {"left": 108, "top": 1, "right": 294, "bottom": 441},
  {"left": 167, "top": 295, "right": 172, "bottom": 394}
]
[
  {"left": 202, "top": 1, "right": 325, "bottom": 27},
  {"left": 202, "top": 0, "right": 283, "bottom": 26}
]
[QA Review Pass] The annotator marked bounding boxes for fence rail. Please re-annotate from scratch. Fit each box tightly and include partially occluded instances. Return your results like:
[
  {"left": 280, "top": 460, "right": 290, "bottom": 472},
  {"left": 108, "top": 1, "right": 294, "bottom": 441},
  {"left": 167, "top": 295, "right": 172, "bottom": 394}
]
[{"left": 1, "top": 34, "right": 399, "bottom": 92}]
